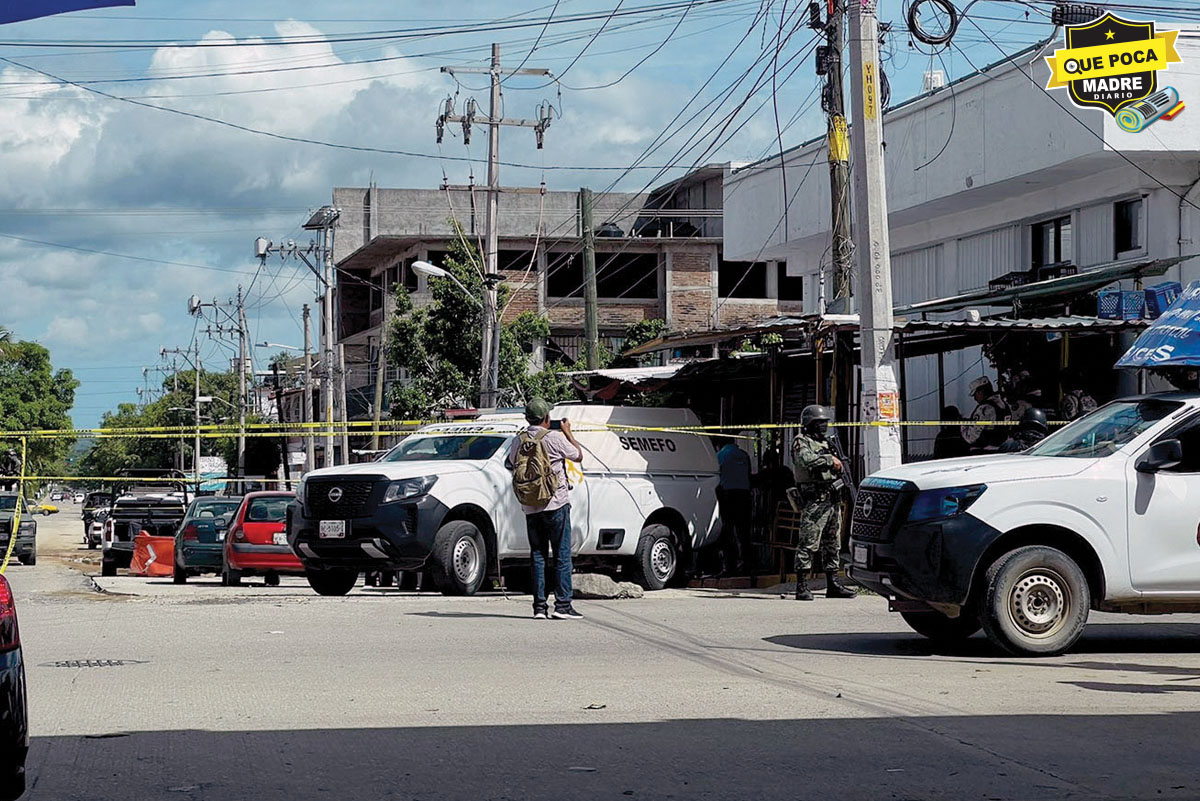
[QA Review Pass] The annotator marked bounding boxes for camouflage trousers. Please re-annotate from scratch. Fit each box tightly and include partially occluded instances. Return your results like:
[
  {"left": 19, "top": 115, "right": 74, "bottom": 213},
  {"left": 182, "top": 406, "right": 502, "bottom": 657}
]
[{"left": 795, "top": 494, "right": 842, "bottom": 574}]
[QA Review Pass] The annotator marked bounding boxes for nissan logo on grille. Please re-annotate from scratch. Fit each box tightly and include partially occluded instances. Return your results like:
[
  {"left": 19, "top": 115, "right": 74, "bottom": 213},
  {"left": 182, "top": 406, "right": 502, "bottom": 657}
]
[{"left": 327, "top": 486, "right": 344, "bottom": 503}]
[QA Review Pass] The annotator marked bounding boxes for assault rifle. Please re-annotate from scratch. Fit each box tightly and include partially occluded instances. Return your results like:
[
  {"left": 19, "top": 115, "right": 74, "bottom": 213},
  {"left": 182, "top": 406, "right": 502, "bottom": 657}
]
[{"left": 825, "top": 432, "right": 857, "bottom": 505}]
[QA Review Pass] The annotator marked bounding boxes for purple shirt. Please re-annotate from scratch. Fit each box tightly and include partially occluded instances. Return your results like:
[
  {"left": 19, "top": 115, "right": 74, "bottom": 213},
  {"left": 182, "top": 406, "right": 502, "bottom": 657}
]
[{"left": 506, "top": 426, "right": 582, "bottom": 514}]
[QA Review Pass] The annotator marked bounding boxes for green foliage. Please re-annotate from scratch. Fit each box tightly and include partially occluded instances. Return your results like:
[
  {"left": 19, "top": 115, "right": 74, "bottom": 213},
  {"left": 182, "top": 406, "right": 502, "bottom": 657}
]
[
  {"left": 82, "top": 368, "right": 244, "bottom": 477},
  {"left": 0, "top": 339, "right": 78, "bottom": 476},
  {"left": 385, "top": 230, "right": 550, "bottom": 418},
  {"left": 611, "top": 318, "right": 666, "bottom": 368}
]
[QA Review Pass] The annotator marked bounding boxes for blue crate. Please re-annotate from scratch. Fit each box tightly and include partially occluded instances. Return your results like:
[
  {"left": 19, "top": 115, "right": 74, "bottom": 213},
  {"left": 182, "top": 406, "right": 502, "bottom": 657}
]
[
  {"left": 1145, "top": 281, "right": 1183, "bottom": 319},
  {"left": 1098, "top": 289, "right": 1145, "bottom": 320}
]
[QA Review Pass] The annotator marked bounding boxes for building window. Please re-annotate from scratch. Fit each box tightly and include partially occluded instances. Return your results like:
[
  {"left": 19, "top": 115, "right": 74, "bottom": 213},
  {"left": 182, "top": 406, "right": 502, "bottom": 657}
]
[
  {"left": 402, "top": 258, "right": 419, "bottom": 293},
  {"left": 1115, "top": 198, "right": 1143, "bottom": 256},
  {"left": 1031, "top": 215, "right": 1072, "bottom": 269},
  {"left": 718, "top": 259, "right": 768, "bottom": 298},
  {"left": 546, "top": 251, "right": 659, "bottom": 300},
  {"left": 498, "top": 249, "right": 536, "bottom": 274},
  {"left": 546, "top": 251, "right": 583, "bottom": 297},
  {"left": 777, "top": 263, "right": 804, "bottom": 301}
]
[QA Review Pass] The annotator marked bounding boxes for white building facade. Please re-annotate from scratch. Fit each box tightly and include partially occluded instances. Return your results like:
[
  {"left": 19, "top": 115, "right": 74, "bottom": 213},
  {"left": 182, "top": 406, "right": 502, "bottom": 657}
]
[{"left": 724, "top": 31, "right": 1200, "bottom": 454}]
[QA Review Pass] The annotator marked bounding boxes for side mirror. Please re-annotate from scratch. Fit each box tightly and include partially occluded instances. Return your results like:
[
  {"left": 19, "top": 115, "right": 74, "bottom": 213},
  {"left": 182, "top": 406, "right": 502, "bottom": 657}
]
[{"left": 1136, "top": 439, "right": 1183, "bottom": 473}]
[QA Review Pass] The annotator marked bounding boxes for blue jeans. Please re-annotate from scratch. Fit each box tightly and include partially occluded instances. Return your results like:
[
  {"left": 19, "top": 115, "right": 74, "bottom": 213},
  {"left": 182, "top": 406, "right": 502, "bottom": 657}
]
[{"left": 526, "top": 504, "right": 572, "bottom": 611}]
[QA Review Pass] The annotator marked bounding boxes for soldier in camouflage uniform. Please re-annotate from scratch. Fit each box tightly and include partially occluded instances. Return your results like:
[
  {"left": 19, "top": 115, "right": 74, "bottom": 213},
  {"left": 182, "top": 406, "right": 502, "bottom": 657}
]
[{"left": 791, "top": 405, "right": 856, "bottom": 601}]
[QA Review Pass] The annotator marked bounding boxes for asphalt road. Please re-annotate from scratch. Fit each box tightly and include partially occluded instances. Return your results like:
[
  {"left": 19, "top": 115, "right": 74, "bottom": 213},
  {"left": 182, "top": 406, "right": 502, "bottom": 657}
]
[{"left": 8, "top": 508, "right": 1200, "bottom": 800}]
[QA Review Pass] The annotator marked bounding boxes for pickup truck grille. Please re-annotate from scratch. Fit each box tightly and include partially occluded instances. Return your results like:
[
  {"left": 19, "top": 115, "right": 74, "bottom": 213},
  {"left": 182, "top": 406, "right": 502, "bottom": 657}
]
[
  {"left": 850, "top": 489, "right": 903, "bottom": 542},
  {"left": 0, "top": 521, "right": 10, "bottom": 535},
  {"left": 307, "top": 479, "right": 378, "bottom": 519}
]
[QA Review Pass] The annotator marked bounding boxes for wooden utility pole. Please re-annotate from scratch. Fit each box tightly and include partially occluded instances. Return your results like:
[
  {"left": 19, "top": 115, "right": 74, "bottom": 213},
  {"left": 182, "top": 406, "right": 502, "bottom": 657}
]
[
  {"left": 580, "top": 187, "right": 600, "bottom": 369},
  {"left": 439, "top": 45, "right": 553, "bottom": 407},
  {"left": 272, "top": 363, "right": 292, "bottom": 489},
  {"left": 849, "top": 0, "right": 902, "bottom": 472},
  {"left": 302, "top": 304, "right": 315, "bottom": 473}
]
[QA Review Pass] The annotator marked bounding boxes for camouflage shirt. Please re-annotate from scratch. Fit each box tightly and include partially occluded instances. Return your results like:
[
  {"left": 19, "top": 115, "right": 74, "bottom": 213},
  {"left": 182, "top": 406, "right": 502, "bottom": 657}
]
[{"left": 791, "top": 433, "right": 836, "bottom": 486}]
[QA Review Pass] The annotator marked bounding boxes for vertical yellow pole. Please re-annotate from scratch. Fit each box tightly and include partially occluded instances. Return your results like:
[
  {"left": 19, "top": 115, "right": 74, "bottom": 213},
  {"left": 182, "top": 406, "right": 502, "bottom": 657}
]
[{"left": 1, "top": 438, "right": 27, "bottom": 575}]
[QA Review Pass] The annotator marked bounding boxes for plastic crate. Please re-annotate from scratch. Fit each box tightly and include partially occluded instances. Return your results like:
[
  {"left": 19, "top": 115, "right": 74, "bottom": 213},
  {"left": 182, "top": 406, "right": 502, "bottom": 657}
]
[
  {"left": 1145, "top": 281, "right": 1183, "bottom": 319},
  {"left": 1098, "top": 289, "right": 1146, "bottom": 320}
]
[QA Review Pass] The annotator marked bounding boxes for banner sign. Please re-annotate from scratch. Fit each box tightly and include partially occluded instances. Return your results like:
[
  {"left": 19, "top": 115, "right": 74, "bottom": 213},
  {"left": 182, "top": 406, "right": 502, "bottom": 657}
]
[
  {"left": 1116, "top": 281, "right": 1200, "bottom": 367},
  {"left": 1, "top": 1, "right": 134, "bottom": 24}
]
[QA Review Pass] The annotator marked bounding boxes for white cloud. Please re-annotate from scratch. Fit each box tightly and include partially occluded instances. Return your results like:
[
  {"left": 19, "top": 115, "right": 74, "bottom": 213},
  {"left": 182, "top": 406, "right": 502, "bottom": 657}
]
[{"left": 43, "top": 315, "right": 91, "bottom": 349}]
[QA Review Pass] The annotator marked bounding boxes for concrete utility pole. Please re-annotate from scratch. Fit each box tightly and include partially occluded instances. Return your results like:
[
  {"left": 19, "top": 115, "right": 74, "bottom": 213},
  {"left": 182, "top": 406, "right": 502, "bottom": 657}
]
[
  {"left": 848, "top": 0, "right": 902, "bottom": 472},
  {"left": 371, "top": 292, "right": 392, "bottom": 453},
  {"left": 439, "top": 44, "right": 553, "bottom": 408},
  {"left": 580, "top": 187, "right": 600, "bottom": 370},
  {"left": 194, "top": 346, "right": 201, "bottom": 488},
  {"left": 322, "top": 226, "right": 337, "bottom": 465},
  {"left": 272, "top": 362, "right": 292, "bottom": 489},
  {"left": 302, "top": 303, "right": 315, "bottom": 473},
  {"left": 236, "top": 285, "right": 248, "bottom": 480}
]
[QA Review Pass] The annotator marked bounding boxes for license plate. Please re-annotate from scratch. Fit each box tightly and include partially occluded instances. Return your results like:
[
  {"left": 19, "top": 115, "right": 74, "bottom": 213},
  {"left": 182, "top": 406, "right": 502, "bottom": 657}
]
[
  {"left": 272, "top": 532, "right": 288, "bottom": 546},
  {"left": 853, "top": 544, "right": 869, "bottom": 567},
  {"left": 319, "top": 520, "right": 347, "bottom": 539},
  {"left": 217, "top": 530, "right": 226, "bottom": 541}
]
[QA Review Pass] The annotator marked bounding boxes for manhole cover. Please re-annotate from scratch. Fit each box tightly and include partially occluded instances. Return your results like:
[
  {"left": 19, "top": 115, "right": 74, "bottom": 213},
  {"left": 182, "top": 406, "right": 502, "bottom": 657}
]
[{"left": 42, "top": 659, "right": 143, "bottom": 668}]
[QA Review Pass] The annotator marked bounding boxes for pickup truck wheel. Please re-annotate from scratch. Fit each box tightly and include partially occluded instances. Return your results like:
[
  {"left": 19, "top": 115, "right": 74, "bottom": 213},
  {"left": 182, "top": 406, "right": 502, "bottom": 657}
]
[
  {"left": 980, "top": 545, "right": 1090, "bottom": 657},
  {"left": 633, "top": 524, "right": 677, "bottom": 591},
  {"left": 18, "top": 553, "right": 34, "bottom": 567},
  {"left": 431, "top": 520, "right": 487, "bottom": 596},
  {"left": 901, "top": 609, "right": 980, "bottom": 641},
  {"left": 100, "top": 557, "right": 117, "bottom": 577},
  {"left": 306, "top": 568, "right": 358, "bottom": 596}
]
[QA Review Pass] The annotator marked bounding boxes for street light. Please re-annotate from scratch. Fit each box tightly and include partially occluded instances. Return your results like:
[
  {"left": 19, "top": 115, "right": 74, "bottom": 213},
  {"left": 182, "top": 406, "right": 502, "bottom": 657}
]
[
  {"left": 411, "top": 261, "right": 481, "bottom": 308},
  {"left": 411, "top": 260, "right": 498, "bottom": 408}
]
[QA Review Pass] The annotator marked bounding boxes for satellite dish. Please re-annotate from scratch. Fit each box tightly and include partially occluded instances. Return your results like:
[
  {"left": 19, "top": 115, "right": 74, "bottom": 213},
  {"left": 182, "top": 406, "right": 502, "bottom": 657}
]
[{"left": 187, "top": 295, "right": 202, "bottom": 316}]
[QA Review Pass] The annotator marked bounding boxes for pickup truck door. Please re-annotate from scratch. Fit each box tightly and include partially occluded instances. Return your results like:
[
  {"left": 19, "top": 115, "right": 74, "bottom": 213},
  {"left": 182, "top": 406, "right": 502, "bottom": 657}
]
[{"left": 1127, "top": 416, "right": 1200, "bottom": 593}]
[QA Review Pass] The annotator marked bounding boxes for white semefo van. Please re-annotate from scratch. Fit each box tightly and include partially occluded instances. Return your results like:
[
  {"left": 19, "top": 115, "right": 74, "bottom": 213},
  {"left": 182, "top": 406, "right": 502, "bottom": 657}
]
[
  {"left": 288, "top": 406, "right": 721, "bottom": 597},
  {"left": 849, "top": 392, "right": 1200, "bottom": 656}
]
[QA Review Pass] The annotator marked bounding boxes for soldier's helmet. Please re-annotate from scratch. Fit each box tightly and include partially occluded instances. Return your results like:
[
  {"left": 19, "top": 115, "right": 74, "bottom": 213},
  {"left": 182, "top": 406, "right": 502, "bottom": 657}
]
[
  {"left": 801, "top": 405, "right": 833, "bottom": 429},
  {"left": 1018, "top": 406, "right": 1049, "bottom": 435},
  {"left": 969, "top": 376, "right": 994, "bottom": 396}
]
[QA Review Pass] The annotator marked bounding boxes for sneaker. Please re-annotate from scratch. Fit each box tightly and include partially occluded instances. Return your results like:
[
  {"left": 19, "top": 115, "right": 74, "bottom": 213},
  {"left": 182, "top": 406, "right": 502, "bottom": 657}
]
[
  {"left": 533, "top": 608, "right": 549, "bottom": 620},
  {"left": 551, "top": 606, "right": 584, "bottom": 620}
]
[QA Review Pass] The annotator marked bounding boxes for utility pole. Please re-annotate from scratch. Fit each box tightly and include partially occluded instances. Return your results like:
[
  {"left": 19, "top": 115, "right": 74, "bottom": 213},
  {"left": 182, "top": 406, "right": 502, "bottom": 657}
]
[
  {"left": 173, "top": 365, "right": 181, "bottom": 472},
  {"left": 819, "top": 0, "right": 853, "bottom": 309},
  {"left": 848, "top": 0, "right": 902, "bottom": 472},
  {"left": 438, "top": 44, "right": 553, "bottom": 408},
  {"left": 236, "top": 285, "right": 248, "bottom": 481},
  {"left": 302, "top": 304, "right": 315, "bottom": 473},
  {"left": 323, "top": 224, "right": 336, "bottom": 465},
  {"left": 194, "top": 345, "right": 201, "bottom": 488},
  {"left": 371, "top": 292, "right": 393, "bottom": 453},
  {"left": 272, "top": 363, "right": 292, "bottom": 489},
  {"left": 337, "top": 344, "right": 350, "bottom": 465},
  {"left": 580, "top": 187, "right": 600, "bottom": 370}
]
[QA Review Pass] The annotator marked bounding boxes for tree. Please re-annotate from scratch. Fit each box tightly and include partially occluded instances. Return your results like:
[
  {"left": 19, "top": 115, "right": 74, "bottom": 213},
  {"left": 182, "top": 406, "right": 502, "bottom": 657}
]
[
  {"left": 385, "top": 231, "right": 550, "bottom": 418},
  {"left": 0, "top": 339, "right": 78, "bottom": 477}
]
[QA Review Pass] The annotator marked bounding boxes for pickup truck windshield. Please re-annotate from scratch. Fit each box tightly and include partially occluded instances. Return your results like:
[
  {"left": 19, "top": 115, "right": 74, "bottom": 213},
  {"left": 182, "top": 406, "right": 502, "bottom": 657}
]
[
  {"left": 1026, "top": 399, "right": 1182, "bottom": 458},
  {"left": 385, "top": 435, "right": 507, "bottom": 462},
  {"left": 0, "top": 497, "right": 16, "bottom": 512}
]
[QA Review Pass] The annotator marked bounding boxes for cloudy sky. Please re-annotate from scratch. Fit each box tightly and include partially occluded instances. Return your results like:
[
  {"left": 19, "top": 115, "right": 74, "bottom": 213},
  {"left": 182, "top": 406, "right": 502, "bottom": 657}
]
[{"left": 0, "top": 0, "right": 1057, "bottom": 426}]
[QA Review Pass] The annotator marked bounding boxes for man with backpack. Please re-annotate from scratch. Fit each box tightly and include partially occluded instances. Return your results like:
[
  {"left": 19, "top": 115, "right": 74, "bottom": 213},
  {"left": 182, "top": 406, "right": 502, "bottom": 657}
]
[{"left": 506, "top": 398, "right": 585, "bottom": 620}]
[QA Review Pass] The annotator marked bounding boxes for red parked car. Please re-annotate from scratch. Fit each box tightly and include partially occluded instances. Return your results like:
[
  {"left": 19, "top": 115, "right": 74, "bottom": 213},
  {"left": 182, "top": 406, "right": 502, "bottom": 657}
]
[{"left": 221, "top": 491, "right": 301, "bottom": 587}]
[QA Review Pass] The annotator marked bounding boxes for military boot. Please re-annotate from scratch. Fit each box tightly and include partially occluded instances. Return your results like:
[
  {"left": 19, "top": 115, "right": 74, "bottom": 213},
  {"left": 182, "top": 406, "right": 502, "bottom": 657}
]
[
  {"left": 825, "top": 571, "right": 856, "bottom": 599},
  {"left": 794, "top": 574, "right": 813, "bottom": 601}
]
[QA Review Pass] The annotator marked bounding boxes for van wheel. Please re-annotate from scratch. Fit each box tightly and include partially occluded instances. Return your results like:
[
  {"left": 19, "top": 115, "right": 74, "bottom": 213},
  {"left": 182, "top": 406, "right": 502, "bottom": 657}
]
[
  {"left": 980, "top": 545, "right": 1090, "bottom": 657},
  {"left": 306, "top": 569, "right": 358, "bottom": 596},
  {"left": 633, "top": 524, "right": 677, "bottom": 591},
  {"left": 901, "top": 609, "right": 980, "bottom": 641},
  {"left": 432, "top": 520, "right": 487, "bottom": 596}
]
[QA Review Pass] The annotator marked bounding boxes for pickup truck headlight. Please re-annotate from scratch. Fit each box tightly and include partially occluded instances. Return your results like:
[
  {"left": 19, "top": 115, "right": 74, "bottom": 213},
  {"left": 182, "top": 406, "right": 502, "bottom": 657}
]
[
  {"left": 382, "top": 476, "right": 437, "bottom": 504},
  {"left": 908, "top": 484, "right": 987, "bottom": 523},
  {"left": 296, "top": 477, "right": 307, "bottom": 504}
]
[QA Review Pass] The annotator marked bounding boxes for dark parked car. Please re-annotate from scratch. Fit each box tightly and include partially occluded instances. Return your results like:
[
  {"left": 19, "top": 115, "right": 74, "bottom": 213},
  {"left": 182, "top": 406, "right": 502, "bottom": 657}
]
[
  {"left": 173, "top": 496, "right": 243, "bottom": 584},
  {"left": 0, "top": 495, "right": 36, "bottom": 567},
  {"left": 0, "top": 574, "right": 28, "bottom": 799}
]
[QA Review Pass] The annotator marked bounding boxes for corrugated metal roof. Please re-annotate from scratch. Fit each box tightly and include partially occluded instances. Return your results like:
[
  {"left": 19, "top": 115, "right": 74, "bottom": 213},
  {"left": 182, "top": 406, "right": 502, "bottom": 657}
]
[{"left": 897, "top": 316, "right": 1152, "bottom": 332}]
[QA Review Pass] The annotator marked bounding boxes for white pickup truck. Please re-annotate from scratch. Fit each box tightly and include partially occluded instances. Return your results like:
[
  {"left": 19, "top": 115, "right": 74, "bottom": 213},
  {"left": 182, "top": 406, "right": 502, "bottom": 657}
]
[{"left": 849, "top": 392, "right": 1200, "bottom": 656}]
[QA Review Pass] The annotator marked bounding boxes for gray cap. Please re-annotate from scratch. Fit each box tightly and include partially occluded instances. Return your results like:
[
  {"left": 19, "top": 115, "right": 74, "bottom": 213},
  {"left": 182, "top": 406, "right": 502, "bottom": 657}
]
[{"left": 524, "top": 397, "right": 553, "bottom": 424}]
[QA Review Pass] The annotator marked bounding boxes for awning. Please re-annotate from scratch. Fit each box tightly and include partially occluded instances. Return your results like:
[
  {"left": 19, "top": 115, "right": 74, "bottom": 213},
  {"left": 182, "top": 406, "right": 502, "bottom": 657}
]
[
  {"left": 563, "top": 364, "right": 687, "bottom": 383},
  {"left": 895, "top": 256, "right": 1186, "bottom": 316},
  {"left": 1116, "top": 281, "right": 1200, "bottom": 368}
]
